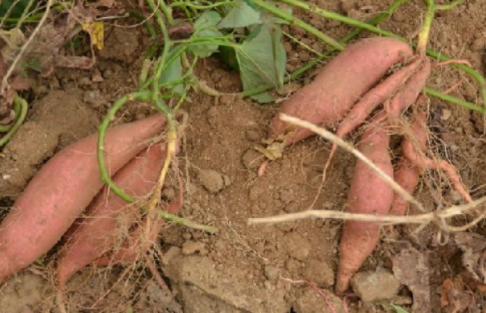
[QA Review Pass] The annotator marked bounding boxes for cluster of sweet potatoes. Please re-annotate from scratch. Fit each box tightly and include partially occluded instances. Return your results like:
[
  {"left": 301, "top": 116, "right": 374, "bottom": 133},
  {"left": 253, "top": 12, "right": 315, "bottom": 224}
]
[
  {"left": 262, "top": 37, "right": 472, "bottom": 293},
  {"left": 0, "top": 114, "right": 183, "bottom": 287}
]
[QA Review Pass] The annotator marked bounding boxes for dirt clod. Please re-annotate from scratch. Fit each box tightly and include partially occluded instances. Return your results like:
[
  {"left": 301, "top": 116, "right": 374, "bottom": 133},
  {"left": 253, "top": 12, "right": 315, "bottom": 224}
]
[
  {"left": 293, "top": 288, "right": 344, "bottom": 313},
  {"left": 284, "top": 232, "right": 311, "bottom": 261},
  {"left": 350, "top": 270, "right": 401, "bottom": 302},
  {"left": 182, "top": 240, "right": 207, "bottom": 256},
  {"left": 198, "top": 169, "right": 225, "bottom": 193},
  {"left": 302, "top": 259, "right": 335, "bottom": 288}
]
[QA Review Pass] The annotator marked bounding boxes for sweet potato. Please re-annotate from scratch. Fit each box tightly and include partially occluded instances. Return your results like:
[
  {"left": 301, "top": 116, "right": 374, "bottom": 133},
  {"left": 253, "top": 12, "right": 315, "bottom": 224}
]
[
  {"left": 335, "top": 111, "right": 394, "bottom": 295},
  {"left": 267, "top": 37, "right": 413, "bottom": 148},
  {"left": 56, "top": 142, "right": 169, "bottom": 287},
  {"left": 95, "top": 178, "right": 184, "bottom": 266},
  {"left": 401, "top": 110, "right": 472, "bottom": 202},
  {"left": 0, "top": 114, "right": 167, "bottom": 282},
  {"left": 390, "top": 157, "right": 421, "bottom": 216}
]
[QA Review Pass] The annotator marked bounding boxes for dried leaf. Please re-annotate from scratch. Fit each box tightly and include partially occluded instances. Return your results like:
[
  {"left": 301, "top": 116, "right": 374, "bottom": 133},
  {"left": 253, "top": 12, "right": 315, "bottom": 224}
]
[
  {"left": 454, "top": 232, "right": 486, "bottom": 284},
  {"left": 391, "top": 247, "right": 431, "bottom": 313},
  {"left": 82, "top": 22, "right": 104, "bottom": 50}
]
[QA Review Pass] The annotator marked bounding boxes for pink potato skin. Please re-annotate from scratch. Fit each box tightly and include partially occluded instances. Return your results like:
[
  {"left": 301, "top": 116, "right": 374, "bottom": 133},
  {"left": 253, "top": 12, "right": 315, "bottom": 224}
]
[
  {"left": 56, "top": 142, "right": 169, "bottom": 286},
  {"left": 0, "top": 114, "right": 167, "bottom": 282},
  {"left": 268, "top": 37, "right": 413, "bottom": 147},
  {"left": 335, "top": 112, "right": 394, "bottom": 294},
  {"left": 95, "top": 179, "right": 184, "bottom": 266}
]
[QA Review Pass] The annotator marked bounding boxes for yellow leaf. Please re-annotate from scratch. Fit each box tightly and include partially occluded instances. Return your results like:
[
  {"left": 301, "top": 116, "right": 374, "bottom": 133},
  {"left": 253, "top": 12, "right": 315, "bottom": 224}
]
[{"left": 82, "top": 22, "right": 104, "bottom": 50}]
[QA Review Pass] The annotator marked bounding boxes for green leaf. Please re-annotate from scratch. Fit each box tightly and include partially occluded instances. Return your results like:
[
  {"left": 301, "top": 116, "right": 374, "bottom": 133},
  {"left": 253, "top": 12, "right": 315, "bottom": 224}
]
[
  {"left": 159, "top": 48, "right": 183, "bottom": 94},
  {"left": 234, "top": 25, "right": 286, "bottom": 102},
  {"left": 260, "top": 1, "right": 293, "bottom": 26},
  {"left": 272, "top": 27, "right": 286, "bottom": 88},
  {"left": 0, "top": 0, "right": 35, "bottom": 20},
  {"left": 218, "top": 0, "right": 261, "bottom": 29},
  {"left": 391, "top": 305, "right": 410, "bottom": 313},
  {"left": 189, "top": 11, "right": 224, "bottom": 58}
]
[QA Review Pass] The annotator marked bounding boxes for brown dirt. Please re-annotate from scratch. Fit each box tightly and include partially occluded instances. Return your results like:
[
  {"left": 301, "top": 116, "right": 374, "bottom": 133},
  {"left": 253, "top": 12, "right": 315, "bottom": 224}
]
[{"left": 1, "top": 0, "right": 486, "bottom": 312}]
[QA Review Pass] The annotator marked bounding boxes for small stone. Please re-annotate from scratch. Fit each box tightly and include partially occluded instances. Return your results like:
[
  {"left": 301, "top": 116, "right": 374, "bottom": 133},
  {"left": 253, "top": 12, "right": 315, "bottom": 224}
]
[
  {"left": 222, "top": 174, "right": 231, "bottom": 187},
  {"left": 78, "top": 77, "right": 92, "bottom": 86},
  {"left": 83, "top": 90, "right": 104, "bottom": 107},
  {"left": 198, "top": 169, "right": 224, "bottom": 193},
  {"left": 264, "top": 280, "right": 273, "bottom": 290},
  {"left": 245, "top": 130, "right": 260, "bottom": 141},
  {"left": 182, "top": 232, "right": 192, "bottom": 240},
  {"left": 350, "top": 270, "right": 401, "bottom": 302},
  {"left": 302, "top": 260, "right": 335, "bottom": 288},
  {"left": 161, "top": 246, "right": 181, "bottom": 266},
  {"left": 284, "top": 232, "right": 311, "bottom": 261},
  {"left": 441, "top": 109, "right": 452, "bottom": 121},
  {"left": 471, "top": 36, "right": 486, "bottom": 52},
  {"left": 264, "top": 265, "right": 280, "bottom": 281},
  {"left": 242, "top": 149, "right": 263, "bottom": 169},
  {"left": 181, "top": 241, "right": 206, "bottom": 255},
  {"left": 294, "top": 288, "right": 344, "bottom": 313},
  {"left": 279, "top": 189, "right": 294, "bottom": 204},
  {"left": 286, "top": 258, "right": 302, "bottom": 273},
  {"left": 92, "top": 69, "right": 104, "bottom": 82}
]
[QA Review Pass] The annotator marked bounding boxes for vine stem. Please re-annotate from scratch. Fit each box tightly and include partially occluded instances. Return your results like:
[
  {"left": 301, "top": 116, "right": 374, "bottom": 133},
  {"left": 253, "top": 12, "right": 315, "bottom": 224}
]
[
  {"left": 250, "top": 0, "right": 343, "bottom": 51},
  {"left": 0, "top": 94, "right": 28, "bottom": 147}
]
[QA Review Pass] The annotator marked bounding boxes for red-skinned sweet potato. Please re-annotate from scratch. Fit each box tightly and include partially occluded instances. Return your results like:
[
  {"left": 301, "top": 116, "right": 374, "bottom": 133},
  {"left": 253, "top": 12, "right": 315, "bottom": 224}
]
[
  {"left": 335, "top": 111, "right": 394, "bottom": 294},
  {"left": 267, "top": 37, "right": 414, "bottom": 148},
  {"left": 0, "top": 114, "right": 167, "bottom": 282},
  {"left": 56, "top": 141, "right": 171, "bottom": 286},
  {"left": 95, "top": 178, "right": 184, "bottom": 266}
]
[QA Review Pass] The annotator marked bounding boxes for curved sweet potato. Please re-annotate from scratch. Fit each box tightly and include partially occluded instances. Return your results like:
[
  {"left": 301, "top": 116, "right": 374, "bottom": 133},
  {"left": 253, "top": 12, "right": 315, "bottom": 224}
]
[
  {"left": 56, "top": 142, "right": 169, "bottom": 286},
  {"left": 0, "top": 114, "right": 167, "bottom": 282},
  {"left": 268, "top": 37, "right": 414, "bottom": 147},
  {"left": 335, "top": 112, "right": 394, "bottom": 294}
]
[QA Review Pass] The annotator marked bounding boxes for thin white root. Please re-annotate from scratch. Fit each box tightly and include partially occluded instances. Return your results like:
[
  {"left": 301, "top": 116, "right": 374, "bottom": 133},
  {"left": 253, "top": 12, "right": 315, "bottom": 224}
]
[{"left": 248, "top": 196, "right": 486, "bottom": 231}]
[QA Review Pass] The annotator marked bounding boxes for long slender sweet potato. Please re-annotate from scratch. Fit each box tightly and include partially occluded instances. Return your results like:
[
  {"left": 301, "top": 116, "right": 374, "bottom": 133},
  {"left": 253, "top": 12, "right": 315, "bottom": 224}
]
[
  {"left": 390, "top": 157, "right": 421, "bottom": 216},
  {"left": 267, "top": 37, "right": 413, "bottom": 148},
  {"left": 0, "top": 114, "right": 167, "bottom": 282},
  {"left": 56, "top": 142, "right": 169, "bottom": 287},
  {"left": 335, "top": 111, "right": 394, "bottom": 295}
]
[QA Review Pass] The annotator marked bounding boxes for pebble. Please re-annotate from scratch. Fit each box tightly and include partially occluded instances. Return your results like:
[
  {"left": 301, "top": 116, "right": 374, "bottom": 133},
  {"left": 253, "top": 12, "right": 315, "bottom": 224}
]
[
  {"left": 181, "top": 241, "right": 207, "bottom": 256},
  {"left": 350, "top": 270, "right": 401, "bottom": 302},
  {"left": 242, "top": 149, "right": 263, "bottom": 169},
  {"left": 471, "top": 36, "right": 486, "bottom": 52},
  {"left": 198, "top": 169, "right": 224, "bottom": 193},
  {"left": 161, "top": 246, "right": 181, "bottom": 266},
  {"left": 92, "top": 69, "right": 104, "bottom": 82},
  {"left": 441, "top": 109, "right": 452, "bottom": 121},
  {"left": 264, "top": 265, "right": 280, "bottom": 281},
  {"left": 245, "top": 130, "right": 260, "bottom": 142},
  {"left": 284, "top": 232, "right": 311, "bottom": 261},
  {"left": 294, "top": 288, "right": 344, "bottom": 313},
  {"left": 302, "top": 260, "right": 335, "bottom": 288}
]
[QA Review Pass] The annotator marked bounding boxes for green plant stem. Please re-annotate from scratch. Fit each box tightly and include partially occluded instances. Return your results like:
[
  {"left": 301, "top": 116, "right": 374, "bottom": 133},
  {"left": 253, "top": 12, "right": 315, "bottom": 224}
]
[
  {"left": 273, "top": 0, "right": 401, "bottom": 40},
  {"left": 250, "top": 0, "right": 344, "bottom": 51},
  {"left": 0, "top": 94, "right": 28, "bottom": 147},
  {"left": 424, "top": 87, "right": 483, "bottom": 113},
  {"left": 158, "top": 211, "right": 218, "bottom": 234},
  {"left": 169, "top": 1, "right": 231, "bottom": 10},
  {"left": 417, "top": 0, "right": 435, "bottom": 54},
  {"left": 97, "top": 91, "right": 152, "bottom": 202},
  {"left": 436, "top": 0, "right": 464, "bottom": 11}
]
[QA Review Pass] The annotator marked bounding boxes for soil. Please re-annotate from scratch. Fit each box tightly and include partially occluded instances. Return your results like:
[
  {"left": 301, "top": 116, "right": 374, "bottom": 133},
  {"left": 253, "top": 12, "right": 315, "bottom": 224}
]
[{"left": 1, "top": 0, "right": 486, "bottom": 313}]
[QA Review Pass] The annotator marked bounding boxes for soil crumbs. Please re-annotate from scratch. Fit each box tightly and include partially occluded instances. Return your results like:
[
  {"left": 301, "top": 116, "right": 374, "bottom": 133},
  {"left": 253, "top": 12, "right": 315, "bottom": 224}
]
[{"left": 1, "top": 0, "right": 486, "bottom": 313}]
